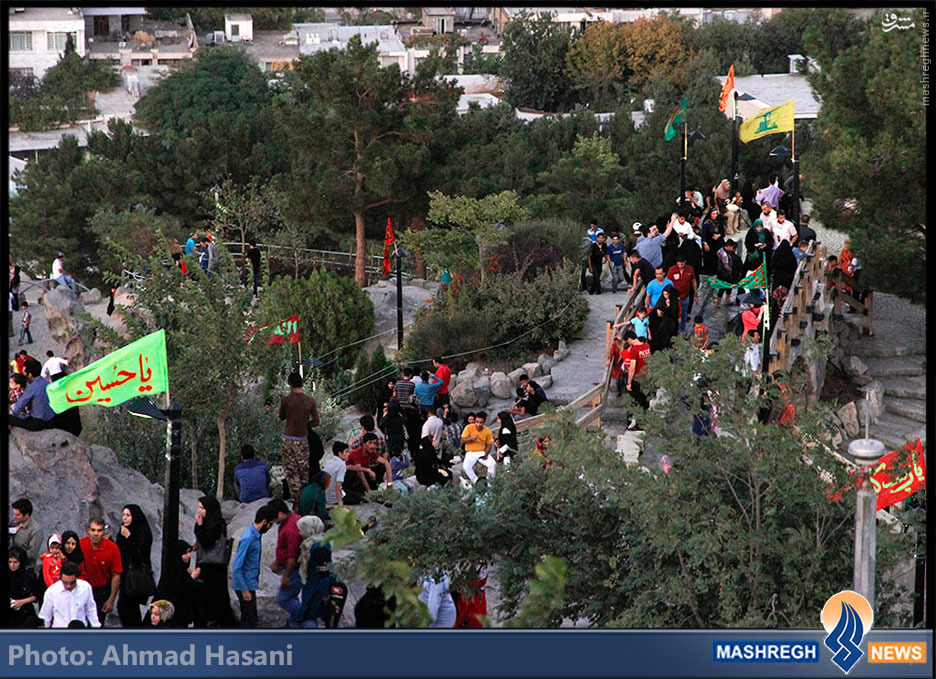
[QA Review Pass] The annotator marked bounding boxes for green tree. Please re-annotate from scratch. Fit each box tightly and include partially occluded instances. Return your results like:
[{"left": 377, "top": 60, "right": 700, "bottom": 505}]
[
  {"left": 88, "top": 207, "right": 183, "bottom": 278},
  {"left": 806, "top": 8, "right": 925, "bottom": 302},
  {"left": 500, "top": 11, "right": 576, "bottom": 111},
  {"left": 528, "top": 133, "right": 631, "bottom": 229},
  {"left": 462, "top": 44, "right": 502, "bottom": 75},
  {"left": 274, "top": 36, "right": 460, "bottom": 287},
  {"left": 354, "top": 337, "right": 917, "bottom": 626},
  {"left": 565, "top": 21, "right": 629, "bottom": 109},
  {"left": 93, "top": 239, "right": 260, "bottom": 500},
  {"left": 408, "top": 190, "right": 529, "bottom": 282},
  {"left": 256, "top": 271, "right": 375, "bottom": 374}
]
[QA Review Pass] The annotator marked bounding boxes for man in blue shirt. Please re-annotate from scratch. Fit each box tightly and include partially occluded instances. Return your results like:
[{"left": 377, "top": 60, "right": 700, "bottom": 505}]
[
  {"left": 645, "top": 266, "right": 674, "bottom": 309},
  {"left": 585, "top": 219, "right": 604, "bottom": 244},
  {"left": 606, "top": 233, "right": 627, "bottom": 293},
  {"left": 232, "top": 505, "right": 277, "bottom": 628},
  {"left": 634, "top": 217, "right": 674, "bottom": 269},
  {"left": 234, "top": 445, "right": 271, "bottom": 504},
  {"left": 414, "top": 371, "right": 444, "bottom": 416},
  {"left": 184, "top": 232, "right": 198, "bottom": 255},
  {"left": 9, "top": 359, "right": 56, "bottom": 429}
]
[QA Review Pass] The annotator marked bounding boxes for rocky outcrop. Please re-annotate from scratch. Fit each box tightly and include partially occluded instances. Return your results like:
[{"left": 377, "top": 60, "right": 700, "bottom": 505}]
[
  {"left": 41, "top": 287, "right": 95, "bottom": 371},
  {"left": 490, "top": 372, "right": 514, "bottom": 399}
]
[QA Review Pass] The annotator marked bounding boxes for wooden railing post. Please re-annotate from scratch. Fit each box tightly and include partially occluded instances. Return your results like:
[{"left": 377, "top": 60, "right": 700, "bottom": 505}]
[{"left": 605, "top": 320, "right": 613, "bottom": 358}]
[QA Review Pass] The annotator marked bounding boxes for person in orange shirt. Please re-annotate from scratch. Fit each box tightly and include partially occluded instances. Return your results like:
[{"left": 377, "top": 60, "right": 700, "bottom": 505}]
[{"left": 838, "top": 240, "right": 854, "bottom": 293}]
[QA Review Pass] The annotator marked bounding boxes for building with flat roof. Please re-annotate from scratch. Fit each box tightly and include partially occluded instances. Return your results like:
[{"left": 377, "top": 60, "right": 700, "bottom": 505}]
[
  {"left": 8, "top": 6, "right": 86, "bottom": 78},
  {"left": 717, "top": 71, "right": 820, "bottom": 120},
  {"left": 294, "top": 23, "right": 407, "bottom": 70}
]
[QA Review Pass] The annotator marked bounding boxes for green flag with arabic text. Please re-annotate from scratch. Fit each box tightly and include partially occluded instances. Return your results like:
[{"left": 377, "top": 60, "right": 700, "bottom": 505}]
[{"left": 47, "top": 329, "right": 169, "bottom": 414}]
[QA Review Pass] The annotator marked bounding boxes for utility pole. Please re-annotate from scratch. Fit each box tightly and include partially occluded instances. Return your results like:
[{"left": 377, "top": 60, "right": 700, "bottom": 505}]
[
  {"left": 849, "top": 429, "right": 885, "bottom": 608},
  {"left": 731, "top": 91, "right": 740, "bottom": 195}
]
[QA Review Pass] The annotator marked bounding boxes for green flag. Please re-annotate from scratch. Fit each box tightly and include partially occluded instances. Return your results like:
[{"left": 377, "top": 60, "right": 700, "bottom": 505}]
[
  {"left": 707, "top": 261, "right": 768, "bottom": 290},
  {"left": 663, "top": 97, "right": 688, "bottom": 141},
  {"left": 47, "top": 329, "right": 169, "bottom": 414}
]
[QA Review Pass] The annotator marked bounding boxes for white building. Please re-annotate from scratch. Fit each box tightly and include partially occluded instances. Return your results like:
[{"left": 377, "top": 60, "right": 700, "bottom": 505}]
[
  {"left": 82, "top": 7, "right": 147, "bottom": 40},
  {"left": 716, "top": 68, "right": 821, "bottom": 121},
  {"left": 225, "top": 13, "right": 254, "bottom": 43},
  {"left": 8, "top": 6, "right": 86, "bottom": 78},
  {"left": 294, "top": 23, "right": 407, "bottom": 70}
]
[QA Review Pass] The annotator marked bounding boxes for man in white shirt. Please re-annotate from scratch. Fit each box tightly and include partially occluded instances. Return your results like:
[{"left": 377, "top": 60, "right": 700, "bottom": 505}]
[
  {"left": 39, "top": 562, "right": 101, "bottom": 628},
  {"left": 421, "top": 408, "right": 445, "bottom": 455},
  {"left": 771, "top": 210, "right": 798, "bottom": 250},
  {"left": 323, "top": 442, "right": 350, "bottom": 508},
  {"left": 51, "top": 252, "right": 78, "bottom": 292},
  {"left": 41, "top": 350, "right": 69, "bottom": 382}
]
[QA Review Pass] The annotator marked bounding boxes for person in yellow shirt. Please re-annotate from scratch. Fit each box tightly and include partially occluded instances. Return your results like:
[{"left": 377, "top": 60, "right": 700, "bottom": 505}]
[{"left": 460, "top": 411, "right": 496, "bottom": 485}]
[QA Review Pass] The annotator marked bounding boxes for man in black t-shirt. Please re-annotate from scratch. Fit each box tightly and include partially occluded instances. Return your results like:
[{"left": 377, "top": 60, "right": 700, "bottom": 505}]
[
  {"left": 588, "top": 232, "right": 607, "bottom": 295},
  {"left": 247, "top": 242, "right": 262, "bottom": 296},
  {"left": 628, "top": 250, "right": 655, "bottom": 292}
]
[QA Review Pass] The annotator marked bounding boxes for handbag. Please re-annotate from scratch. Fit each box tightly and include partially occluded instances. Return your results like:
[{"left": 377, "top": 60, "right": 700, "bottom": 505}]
[{"left": 124, "top": 565, "right": 156, "bottom": 599}]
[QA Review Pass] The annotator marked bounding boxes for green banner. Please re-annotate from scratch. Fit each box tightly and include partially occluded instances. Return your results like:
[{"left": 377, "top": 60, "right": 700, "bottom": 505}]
[
  {"left": 707, "top": 261, "right": 767, "bottom": 290},
  {"left": 47, "top": 329, "right": 169, "bottom": 414}
]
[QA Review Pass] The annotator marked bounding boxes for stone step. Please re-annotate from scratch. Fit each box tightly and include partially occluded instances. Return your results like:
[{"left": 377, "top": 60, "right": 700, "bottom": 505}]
[
  {"left": 877, "top": 376, "right": 927, "bottom": 400},
  {"left": 874, "top": 412, "right": 927, "bottom": 439},
  {"left": 884, "top": 397, "right": 927, "bottom": 424},
  {"left": 844, "top": 340, "right": 927, "bottom": 359},
  {"left": 871, "top": 424, "right": 926, "bottom": 452},
  {"left": 862, "top": 355, "right": 926, "bottom": 378}
]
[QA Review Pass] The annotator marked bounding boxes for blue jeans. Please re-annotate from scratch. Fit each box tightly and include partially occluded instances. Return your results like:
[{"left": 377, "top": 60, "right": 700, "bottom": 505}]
[
  {"left": 18, "top": 326, "right": 33, "bottom": 345},
  {"left": 57, "top": 274, "right": 77, "bottom": 291},
  {"left": 277, "top": 569, "right": 303, "bottom": 628},
  {"left": 679, "top": 297, "right": 690, "bottom": 334}
]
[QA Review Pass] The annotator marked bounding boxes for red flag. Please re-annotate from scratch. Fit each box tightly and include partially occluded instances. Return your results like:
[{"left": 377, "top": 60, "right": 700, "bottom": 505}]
[
  {"left": 382, "top": 218, "right": 395, "bottom": 278},
  {"left": 872, "top": 439, "right": 926, "bottom": 510},
  {"left": 718, "top": 64, "right": 735, "bottom": 113},
  {"left": 266, "top": 314, "right": 300, "bottom": 345}
]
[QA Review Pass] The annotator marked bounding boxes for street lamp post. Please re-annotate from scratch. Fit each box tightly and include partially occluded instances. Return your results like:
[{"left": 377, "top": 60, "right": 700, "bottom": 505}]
[
  {"left": 769, "top": 144, "right": 800, "bottom": 225},
  {"left": 848, "top": 432, "right": 886, "bottom": 608},
  {"left": 126, "top": 397, "right": 182, "bottom": 580},
  {"left": 394, "top": 244, "right": 410, "bottom": 351},
  {"left": 680, "top": 128, "right": 706, "bottom": 210}
]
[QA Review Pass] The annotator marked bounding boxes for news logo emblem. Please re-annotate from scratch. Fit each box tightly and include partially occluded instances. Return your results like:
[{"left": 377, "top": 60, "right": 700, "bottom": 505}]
[{"left": 822, "top": 590, "right": 874, "bottom": 673}]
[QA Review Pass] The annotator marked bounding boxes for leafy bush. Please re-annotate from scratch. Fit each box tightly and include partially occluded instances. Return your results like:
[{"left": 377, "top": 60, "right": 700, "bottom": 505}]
[
  {"left": 402, "top": 262, "right": 587, "bottom": 368},
  {"left": 350, "top": 346, "right": 394, "bottom": 416},
  {"left": 493, "top": 218, "right": 586, "bottom": 280},
  {"left": 257, "top": 270, "right": 374, "bottom": 374}
]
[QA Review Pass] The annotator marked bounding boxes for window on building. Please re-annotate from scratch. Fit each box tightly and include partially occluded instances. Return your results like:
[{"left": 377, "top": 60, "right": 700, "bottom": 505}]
[
  {"left": 9, "top": 32, "right": 33, "bottom": 52},
  {"left": 10, "top": 67, "right": 34, "bottom": 78},
  {"left": 47, "top": 32, "right": 78, "bottom": 51},
  {"left": 231, "top": 24, "right": 240, "bottom": 37}
]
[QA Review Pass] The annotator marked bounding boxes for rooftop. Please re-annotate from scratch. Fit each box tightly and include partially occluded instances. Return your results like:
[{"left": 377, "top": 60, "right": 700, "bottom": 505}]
[
  {"left": 8, "top": 6, "right": 83, "bottom": 22},
  {"left": 243, "top": 31, "right": 301, "bottom": 63},
  {"left": 80, "top": 8, "right": 147, "bottom": 17},
  {"left": 225, "top": 13, "right": 253, "bottom": 22},
  {"left": 294, "top": 23, "right": 406, "bottom": 56},
  {"left": 717, "top": 73, "right": 820, "bottom": 119}
]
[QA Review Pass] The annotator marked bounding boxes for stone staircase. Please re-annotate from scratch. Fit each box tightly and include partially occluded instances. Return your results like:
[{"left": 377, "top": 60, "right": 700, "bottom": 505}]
[{"left": 840, "top": 292, "right": 927, "bottom": 452}]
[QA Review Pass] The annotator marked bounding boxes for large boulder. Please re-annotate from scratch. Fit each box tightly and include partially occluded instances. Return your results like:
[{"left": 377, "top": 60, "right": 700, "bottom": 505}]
[
  {"left": 521, "top": 362, "right": 542, "bottom": 379},
  {"left": 471, "top": 374, "right": 491, "bottom": 407},
  {"left": 538, "top": 374, "right": 553, "bottom": 390},
  {"left": 844, "top": 355, "right": 869, "bottom": 377},
  {"left": 451, "top": 378, "right": 478, "bottom": 407},
  {"left": 537, "top": 353, "right": 558, "bottom": 376},
  {"left": 507, "top": 367, "right": 526, "bottom": 388},
  {"left": 490, "top": 372, "right": 514, "bottom": 399},
  {"left": 41, "top": 287, "right": 95, "bottom": 371},
  {"left": 553, "top": 339, "right": 570, "bottom": 361},
  {"left": 836, "top": 401, "right": 860, "bottom": 439},
  {"left": 80, "top": 287, "right": 103, "bottom": 305}
]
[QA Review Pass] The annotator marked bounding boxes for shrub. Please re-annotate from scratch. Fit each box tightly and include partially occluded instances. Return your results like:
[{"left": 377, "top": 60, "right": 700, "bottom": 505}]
[
  {"left": 493, "top": 218, "right": 585, "bottom": 280},
  {"left": 257, "top": 270, "right": 374, "bottom": 374},
  {"left": 402, "top": 261, "right": 587, "bottom": 368},
  {"left": 349, "top": 346, "right": 394, "bottom": 416}
]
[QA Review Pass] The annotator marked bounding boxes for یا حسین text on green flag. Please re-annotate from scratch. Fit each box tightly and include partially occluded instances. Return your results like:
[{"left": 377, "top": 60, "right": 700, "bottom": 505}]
[{"left": 46, "top": 329, "right": 169, "bottom": 414}]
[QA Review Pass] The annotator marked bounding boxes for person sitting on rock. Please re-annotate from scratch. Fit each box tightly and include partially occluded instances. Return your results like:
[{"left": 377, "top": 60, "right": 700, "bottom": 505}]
[{"left": 507, "top": 375, "right": 547, "bottom": 418}]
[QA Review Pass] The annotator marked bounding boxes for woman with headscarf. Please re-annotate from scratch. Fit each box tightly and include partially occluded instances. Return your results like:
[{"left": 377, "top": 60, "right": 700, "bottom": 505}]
[
  {"left": 114, "top": 504, "right": 153, "bottom": 627},
  {"left": 60, "top": 530, "right": 87, "bottom": 580},
  {"left": 494, "top": 411, "right": 518, "bottom": 466},
  {"left": 8, "top": 545, "right": 43, "bottom": 628},
  {"left": 147, "top": 599, "right": 175, "bottom": 628},
  {"left": 297, "top": 515, "right": 345, "bottom": 628},
  {"left": 193, "top": 496, "right": 236, "bottom": 627},
  {"left": 154, "top": 539, "right": 200, "bottom": 627},
  {"left": 650, "top": 285, "right": 680, "bottom": 353},
  {"left": 771, "top": 240, "right": 798, "bottom": 293},
  {"left": 700, "top": 209, "right": 725, "bottom": 276}
]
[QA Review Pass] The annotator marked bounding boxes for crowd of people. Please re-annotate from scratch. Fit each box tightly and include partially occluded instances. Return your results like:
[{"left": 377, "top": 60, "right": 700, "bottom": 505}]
[{"left": 589, "top": 175, "right": 852, "bottom": 431}]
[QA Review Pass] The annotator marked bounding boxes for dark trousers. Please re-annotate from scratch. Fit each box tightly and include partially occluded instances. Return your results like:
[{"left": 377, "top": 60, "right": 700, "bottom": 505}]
[
  {"left": 402, "top": 407, "right": 422, "bottom": 454},
  {"left": 236, "top": 590, "right": 259, "bottom": 628},
  {"left": 345, "top": 462, "right": 387, "bottom": 493},
  {"left": 92, "top": 585, "right": 112, "bottom": 627},
  {"left": 588, "top": 263, "right": 602, "bottom": 294},
  {"left": 251, "top": 264, "right": 260, "bottom": 296},
  {"left": 627, "top": 380, "right": 650, "bottom": 411},
  {"left": 9, "top": 416, "right": 55, "bottom": 431}
]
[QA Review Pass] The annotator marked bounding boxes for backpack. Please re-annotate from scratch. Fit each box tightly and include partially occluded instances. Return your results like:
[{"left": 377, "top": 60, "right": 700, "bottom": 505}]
[{"left": 726, "top": 312, "right": 744, "bottom": 337}]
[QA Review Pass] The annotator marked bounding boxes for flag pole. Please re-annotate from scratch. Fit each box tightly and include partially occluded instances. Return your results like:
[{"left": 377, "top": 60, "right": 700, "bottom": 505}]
[
  {"left": 731, "top": 91, "right": 739, "bottom": 195},
  {"left": 298, "top": 337, "right": 303, "bottom": 379},
  {"left": 680, "top": 121, "right": 688, "bottom": 210},
  {"left": 791, "top": 102, "right": 799, "bottom": 225},
  {"left": 762, "top": 259, "right": 770, "bottom": 378}
]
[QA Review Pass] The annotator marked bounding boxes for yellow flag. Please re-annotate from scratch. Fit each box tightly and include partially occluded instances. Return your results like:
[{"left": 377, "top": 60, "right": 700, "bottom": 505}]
[{"left": 739, "top": 99, "right": 794, "bottom": 143}]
